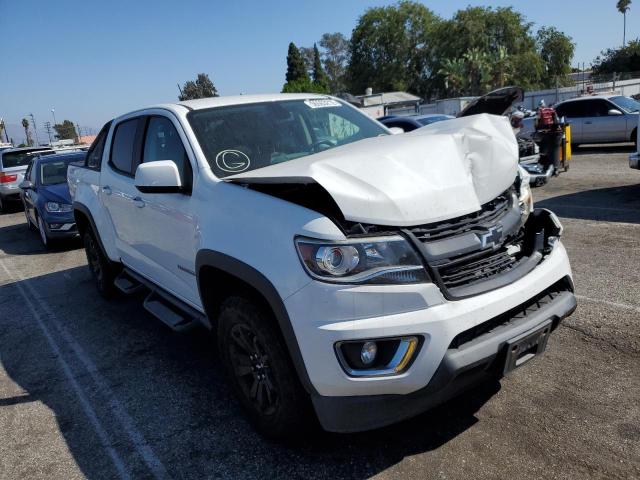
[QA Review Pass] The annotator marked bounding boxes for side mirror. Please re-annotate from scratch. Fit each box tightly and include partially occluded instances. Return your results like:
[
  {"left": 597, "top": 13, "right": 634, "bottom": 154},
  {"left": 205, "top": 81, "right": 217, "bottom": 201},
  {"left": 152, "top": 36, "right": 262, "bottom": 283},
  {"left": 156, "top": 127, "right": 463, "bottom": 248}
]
[
  {"left": 389, "top": 127, "right": 405, "bottom": 135},
  {"left": 19, "top": 180, "right": 34, "bottom": 190},
  {"left": 608, "top": 109, "right": 623, "bottom": 116},
  {"left": 134, "top": 160, "right": 182, "bottom": 193}
]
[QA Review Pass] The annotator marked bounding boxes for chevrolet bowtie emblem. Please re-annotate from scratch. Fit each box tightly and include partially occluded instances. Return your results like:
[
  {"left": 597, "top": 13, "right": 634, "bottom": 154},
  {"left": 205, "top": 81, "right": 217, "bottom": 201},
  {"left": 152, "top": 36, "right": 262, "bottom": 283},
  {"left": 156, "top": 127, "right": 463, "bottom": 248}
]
[{"left": 478, "top": 225, "right": 503, "bottom": 249}]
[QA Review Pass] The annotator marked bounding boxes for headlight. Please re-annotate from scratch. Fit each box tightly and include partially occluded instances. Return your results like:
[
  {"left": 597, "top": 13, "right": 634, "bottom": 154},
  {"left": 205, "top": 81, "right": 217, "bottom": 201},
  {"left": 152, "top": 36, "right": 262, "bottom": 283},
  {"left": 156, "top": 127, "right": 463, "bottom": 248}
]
[
  {"left": 295, "top": 235, "right": 428, "bottom": 284},
  {"left": 517, "top": 168, "right": 533, "bottom": 223},
  {"left": 45, "top": 201, "right": 73, "bottom": 213}
]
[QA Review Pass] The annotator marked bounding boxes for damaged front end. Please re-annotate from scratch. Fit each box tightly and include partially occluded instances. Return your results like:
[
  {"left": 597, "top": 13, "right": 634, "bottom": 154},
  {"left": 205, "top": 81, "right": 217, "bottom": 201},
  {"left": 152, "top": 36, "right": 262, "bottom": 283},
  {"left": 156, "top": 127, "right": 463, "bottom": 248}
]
[{"left": 245, "top": 178, "right": 563, "bottom": 300}]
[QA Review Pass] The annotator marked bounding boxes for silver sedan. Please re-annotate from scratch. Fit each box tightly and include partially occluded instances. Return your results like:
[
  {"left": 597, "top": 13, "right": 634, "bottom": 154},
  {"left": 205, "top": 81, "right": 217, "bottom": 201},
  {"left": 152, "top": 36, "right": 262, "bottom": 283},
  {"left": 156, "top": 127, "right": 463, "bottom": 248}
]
[{"left": 554, "top": 95, "right": 638, "bottom": 147}]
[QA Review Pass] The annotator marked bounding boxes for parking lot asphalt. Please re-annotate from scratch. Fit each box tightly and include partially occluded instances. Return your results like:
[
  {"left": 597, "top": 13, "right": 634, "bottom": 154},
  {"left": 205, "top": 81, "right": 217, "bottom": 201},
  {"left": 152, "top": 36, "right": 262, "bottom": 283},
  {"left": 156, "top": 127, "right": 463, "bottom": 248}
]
[{"left": 1, "top": 146, "right": 639, "bottom": 480}]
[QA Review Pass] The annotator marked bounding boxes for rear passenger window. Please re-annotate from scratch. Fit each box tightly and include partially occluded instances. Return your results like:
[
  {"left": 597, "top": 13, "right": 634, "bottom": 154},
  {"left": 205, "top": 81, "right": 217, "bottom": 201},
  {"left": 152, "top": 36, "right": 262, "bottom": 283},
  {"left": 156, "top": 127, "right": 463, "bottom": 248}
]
[
  {"left": 143, "top": 116, "right": 191, "bottom": 188},
  {"left": 110, "top": 119, "right": 140, "bottom": 175},
  {"left": 556, "top": 102, "right": 584, "bottom": 118},
  {"left": 86, "top": 122, "right": 111, "bottom": 169}
]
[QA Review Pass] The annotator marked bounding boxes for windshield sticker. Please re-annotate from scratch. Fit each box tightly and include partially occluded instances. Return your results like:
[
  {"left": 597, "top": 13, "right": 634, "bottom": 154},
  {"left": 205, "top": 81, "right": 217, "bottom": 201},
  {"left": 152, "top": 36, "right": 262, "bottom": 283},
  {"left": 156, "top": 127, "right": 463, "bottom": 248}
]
[
  {"left": 304, "top": 99, "right": 342, "bottom": 109},
  {"left": 215, "top": 150, "right": 250, "bottom": 173}
]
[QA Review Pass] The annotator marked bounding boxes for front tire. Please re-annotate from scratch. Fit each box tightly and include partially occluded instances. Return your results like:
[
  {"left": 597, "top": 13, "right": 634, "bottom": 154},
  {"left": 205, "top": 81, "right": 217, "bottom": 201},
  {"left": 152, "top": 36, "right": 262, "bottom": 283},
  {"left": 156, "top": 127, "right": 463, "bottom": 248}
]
[
  {"left": 37, "top": 214, "right": 51, "bottom": 248},
  {"left": 25, "top": 206, "right": 35, "bottom": 231},
  {"left": 83, "top": 230, "right": 117, "bottom": 298},
  {"left": 217, "top": 296, "right": 310, "bottom": 439}
]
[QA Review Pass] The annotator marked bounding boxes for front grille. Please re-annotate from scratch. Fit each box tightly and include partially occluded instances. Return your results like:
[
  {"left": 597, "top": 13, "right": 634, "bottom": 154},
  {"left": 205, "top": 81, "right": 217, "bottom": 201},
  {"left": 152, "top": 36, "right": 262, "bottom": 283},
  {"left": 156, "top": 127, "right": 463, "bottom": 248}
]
[
  {"left": 438, "top": 243, "right": 524, "bottom": 290},
  {"left": 409, "top": 189, "right": 513, "bottom": 242},
  {"left": 449, "top": 277, "right": 573, "bottom": 349},
  {"left": 404, "top": 188, "right": 530, "bottom": 298}
]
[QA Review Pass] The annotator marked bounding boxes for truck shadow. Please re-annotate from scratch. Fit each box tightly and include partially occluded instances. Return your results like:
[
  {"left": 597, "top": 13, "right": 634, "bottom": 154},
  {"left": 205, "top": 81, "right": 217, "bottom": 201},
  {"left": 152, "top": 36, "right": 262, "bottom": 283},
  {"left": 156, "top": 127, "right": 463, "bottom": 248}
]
[
  {"left": 0, "top": 264, "right": 500, "bottom": 479},
  {"left": 537, "top": 184, "right": 640, "bottom": 224}
]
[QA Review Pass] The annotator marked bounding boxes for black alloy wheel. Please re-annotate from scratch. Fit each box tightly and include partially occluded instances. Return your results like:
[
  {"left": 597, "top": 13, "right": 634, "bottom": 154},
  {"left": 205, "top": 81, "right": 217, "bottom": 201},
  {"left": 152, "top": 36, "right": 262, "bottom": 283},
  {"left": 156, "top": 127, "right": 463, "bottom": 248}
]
[{"left": 218, "top": 296, "right": 310, "bottom": 439}]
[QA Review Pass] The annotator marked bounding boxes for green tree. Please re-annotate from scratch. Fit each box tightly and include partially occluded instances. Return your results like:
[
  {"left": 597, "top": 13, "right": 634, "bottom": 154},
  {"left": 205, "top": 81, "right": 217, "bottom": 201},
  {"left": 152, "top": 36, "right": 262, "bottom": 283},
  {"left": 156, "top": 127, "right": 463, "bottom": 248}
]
[
  {"left": 617, "top": 0, "right": 632, "bottom": 46},
  {"left": 299, "top": 46, "right": 315, "bottom": 77},
  {"left": 536, "top": 27, "right": 575, "bottom": 87},
  {"left": 431, "top": 6, "right": 546, "bottom": 96},
  {"left": 347, "top": 1, "right": 438, "bottom": 97},
  {"left": 53, "top": 120, "right": 77, "bottom": 141},
  {"left": 592, "top": 39, "right": 640, "bottom": 76},
  {"left": 21, "top": 118, "right": 32, "bottom": 146},
  {"left": 491, "top": 46, "right": 512, "bottom": 88},
  {"left": 285, "top": 42, "right": 308, "bottom": 83},
  {"left": 282, "top": 78, "right": 329, "bottom": 94},
  {"left": 178, "top": 73, "right": 218, "bottom": 101},
  {"left": 319, "top": 32, "right": 350, "bottom": 93},
  {"left": 311, "top": 44, "right": 329, "bottom": 91},
  {"left": 438, "top": 58, "right": 468, "bottom": 97}
]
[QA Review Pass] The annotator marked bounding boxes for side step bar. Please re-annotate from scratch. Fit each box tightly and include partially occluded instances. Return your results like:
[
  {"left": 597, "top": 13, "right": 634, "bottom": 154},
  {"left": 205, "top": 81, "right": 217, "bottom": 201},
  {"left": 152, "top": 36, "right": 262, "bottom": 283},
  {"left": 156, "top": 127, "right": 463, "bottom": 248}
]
[{"left": 114, "top": 268, "right": 207, "bottom": 332}]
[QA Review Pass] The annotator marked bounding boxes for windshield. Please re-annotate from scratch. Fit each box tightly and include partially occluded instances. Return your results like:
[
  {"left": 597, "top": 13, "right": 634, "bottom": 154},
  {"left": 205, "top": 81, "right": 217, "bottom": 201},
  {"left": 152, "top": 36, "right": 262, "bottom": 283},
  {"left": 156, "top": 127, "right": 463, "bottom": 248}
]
[
  {"left": 188, "top": 99, "right": 388, "bottom": 177},
  {"left": 610, "top": 96, "right": 640, "bottom": 113},
  {"left": 40, "top": 159, "right": 73, "bottom": 185},
  {"left": 417, "top": 116, "right": 451, "bottom": 126}
]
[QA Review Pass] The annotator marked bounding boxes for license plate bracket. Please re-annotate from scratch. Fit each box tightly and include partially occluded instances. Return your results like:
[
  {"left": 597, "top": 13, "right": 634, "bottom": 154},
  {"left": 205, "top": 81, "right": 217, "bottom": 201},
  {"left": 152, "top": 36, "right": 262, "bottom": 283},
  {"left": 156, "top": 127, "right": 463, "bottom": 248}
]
[{"left": 503, "top": 320, "right": 552, "bottom": 375}]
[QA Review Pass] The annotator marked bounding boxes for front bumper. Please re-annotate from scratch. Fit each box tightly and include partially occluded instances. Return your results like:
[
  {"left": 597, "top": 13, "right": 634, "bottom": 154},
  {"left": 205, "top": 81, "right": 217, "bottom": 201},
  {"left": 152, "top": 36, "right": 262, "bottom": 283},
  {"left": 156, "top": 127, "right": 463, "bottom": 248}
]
[
  {"left": 630, "top": 152, "right": 639, "bottom": 170},
  {"left": 312, "top": 285, "right": 576, "bottom": 432},
  {"left": 284, "top": 235, "right": 574, "bottom": 431},
  {"left": 42, "top": 212, "right": 78, "bottom": 238}
]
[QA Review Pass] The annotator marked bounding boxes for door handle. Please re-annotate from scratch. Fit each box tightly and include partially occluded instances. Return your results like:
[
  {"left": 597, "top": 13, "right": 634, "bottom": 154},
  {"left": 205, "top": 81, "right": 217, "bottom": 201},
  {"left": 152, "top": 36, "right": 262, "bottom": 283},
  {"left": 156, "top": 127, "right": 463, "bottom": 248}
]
[
  {"left": 132, "top": 197, "right": 145, "bottom": 208},
  {"left": 584, "top": 121, "right": 592, "bottom": 125},
  {"left": 102, "top": 185, "right": 112, "bottom": 195}
]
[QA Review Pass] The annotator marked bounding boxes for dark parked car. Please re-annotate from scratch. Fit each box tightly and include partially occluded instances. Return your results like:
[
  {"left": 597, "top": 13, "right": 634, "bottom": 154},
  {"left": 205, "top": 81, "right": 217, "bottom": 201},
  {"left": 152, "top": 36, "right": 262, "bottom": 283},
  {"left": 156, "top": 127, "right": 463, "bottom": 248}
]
[
  {"left": 20, "top": 151, "right": 86, "bottom": 247},
  {"left": 378, "top": 114, "right": 454, "bottom": 132}
]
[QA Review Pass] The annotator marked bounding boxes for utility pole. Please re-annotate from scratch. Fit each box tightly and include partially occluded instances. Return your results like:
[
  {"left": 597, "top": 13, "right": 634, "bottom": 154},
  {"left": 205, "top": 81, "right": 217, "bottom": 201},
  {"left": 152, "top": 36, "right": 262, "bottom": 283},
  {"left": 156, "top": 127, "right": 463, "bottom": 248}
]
[
  {"left": 75, "top": 123, "right": 81, "bottom": 143},
  {"left": 177, "top": 83, "right": 184, "bottom": 99},
  {"left": 0, "top": 118, "right": 8, "bottom": 143},
  {"left": 29, "top": 113, "right": 40, "bottom": 146},
  {"left": 44, "top": 121, "right": 53, "bottom": 145}
]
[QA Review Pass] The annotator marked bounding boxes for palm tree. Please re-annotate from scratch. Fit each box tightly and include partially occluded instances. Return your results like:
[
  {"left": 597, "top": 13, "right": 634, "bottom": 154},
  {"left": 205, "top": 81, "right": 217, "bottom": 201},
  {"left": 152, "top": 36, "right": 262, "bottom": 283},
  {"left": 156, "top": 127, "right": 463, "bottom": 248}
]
[
  {"left": 21, "top": 118, "right": 32, "bottom": 146},
  {"left": 617, "top": 0, "right": 632, "bottom": 46},
  {"left": 438, "top": 58, "right": 467, "bottom": 97}
]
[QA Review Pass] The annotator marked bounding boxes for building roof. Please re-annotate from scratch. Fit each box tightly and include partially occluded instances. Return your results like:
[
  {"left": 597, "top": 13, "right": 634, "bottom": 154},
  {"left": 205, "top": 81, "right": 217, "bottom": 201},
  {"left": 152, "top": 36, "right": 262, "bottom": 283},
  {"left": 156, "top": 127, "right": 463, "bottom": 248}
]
[
  {"left": 79, "top": 135, "right": 97, "bottom": 145},
  {"left": 357, "top": 91, "right": 422, "bottom": 107}
]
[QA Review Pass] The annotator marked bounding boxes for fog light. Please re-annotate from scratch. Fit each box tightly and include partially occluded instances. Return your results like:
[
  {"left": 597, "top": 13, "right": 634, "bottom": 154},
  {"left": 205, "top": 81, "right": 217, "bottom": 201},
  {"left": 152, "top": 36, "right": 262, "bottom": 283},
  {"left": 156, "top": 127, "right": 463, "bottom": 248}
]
[{"left": 360, "top": 341, "right": 377, "bottom": 365}]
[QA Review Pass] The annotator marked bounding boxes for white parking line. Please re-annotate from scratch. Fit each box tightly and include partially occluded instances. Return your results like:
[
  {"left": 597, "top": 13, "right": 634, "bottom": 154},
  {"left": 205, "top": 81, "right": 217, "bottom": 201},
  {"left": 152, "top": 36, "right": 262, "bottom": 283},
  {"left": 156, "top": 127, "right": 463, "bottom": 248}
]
[
  {"left": 0, "top": 259, "right": 169, "bottom": 480},
  {"left": 576, "top": 294, "right": 640, "bottom": 314}
]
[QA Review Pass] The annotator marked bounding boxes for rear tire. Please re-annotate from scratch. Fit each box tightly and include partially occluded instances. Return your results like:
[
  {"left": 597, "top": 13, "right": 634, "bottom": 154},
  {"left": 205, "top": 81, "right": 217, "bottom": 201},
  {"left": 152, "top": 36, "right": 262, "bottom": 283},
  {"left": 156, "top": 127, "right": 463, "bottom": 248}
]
[
  {"left": 217, "top": 296, "right": 311, "bottom": 439},
  {"left": 83, "top": 230, "right": 117, "bottom": 298},
  {"left": 0, "top": 196, "right": 4, "bottom": 213}
]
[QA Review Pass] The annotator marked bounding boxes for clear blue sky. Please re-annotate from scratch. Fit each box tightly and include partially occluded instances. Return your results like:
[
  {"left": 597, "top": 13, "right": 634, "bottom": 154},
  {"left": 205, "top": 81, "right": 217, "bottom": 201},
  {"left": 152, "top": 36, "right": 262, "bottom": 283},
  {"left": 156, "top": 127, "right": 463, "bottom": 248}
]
[{"left": 0, "top": 0, "right": 637, "bottom": 143}]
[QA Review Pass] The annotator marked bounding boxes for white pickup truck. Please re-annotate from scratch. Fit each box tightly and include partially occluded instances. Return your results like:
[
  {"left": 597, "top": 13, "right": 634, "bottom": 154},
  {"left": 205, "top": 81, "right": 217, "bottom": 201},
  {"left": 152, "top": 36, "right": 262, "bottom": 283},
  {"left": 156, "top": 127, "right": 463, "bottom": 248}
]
[{"left": 68, "top": 94, "right": 576, "bottom": 438}]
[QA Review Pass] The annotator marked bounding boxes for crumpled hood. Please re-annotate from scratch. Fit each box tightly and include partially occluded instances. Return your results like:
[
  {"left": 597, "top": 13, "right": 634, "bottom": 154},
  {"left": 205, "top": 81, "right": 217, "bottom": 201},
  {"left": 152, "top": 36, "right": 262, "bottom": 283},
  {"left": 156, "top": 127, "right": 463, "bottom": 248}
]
[{"left": 225, "top": 114, "right": 518, "bottom": 226}]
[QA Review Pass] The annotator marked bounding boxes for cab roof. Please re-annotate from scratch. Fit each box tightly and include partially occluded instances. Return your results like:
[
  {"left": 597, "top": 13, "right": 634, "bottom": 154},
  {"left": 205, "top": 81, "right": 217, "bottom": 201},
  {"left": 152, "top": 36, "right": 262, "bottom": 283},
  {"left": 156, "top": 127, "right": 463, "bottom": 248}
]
[{"left": 175, "top": 93, "right": 333, "bottom": 111}]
